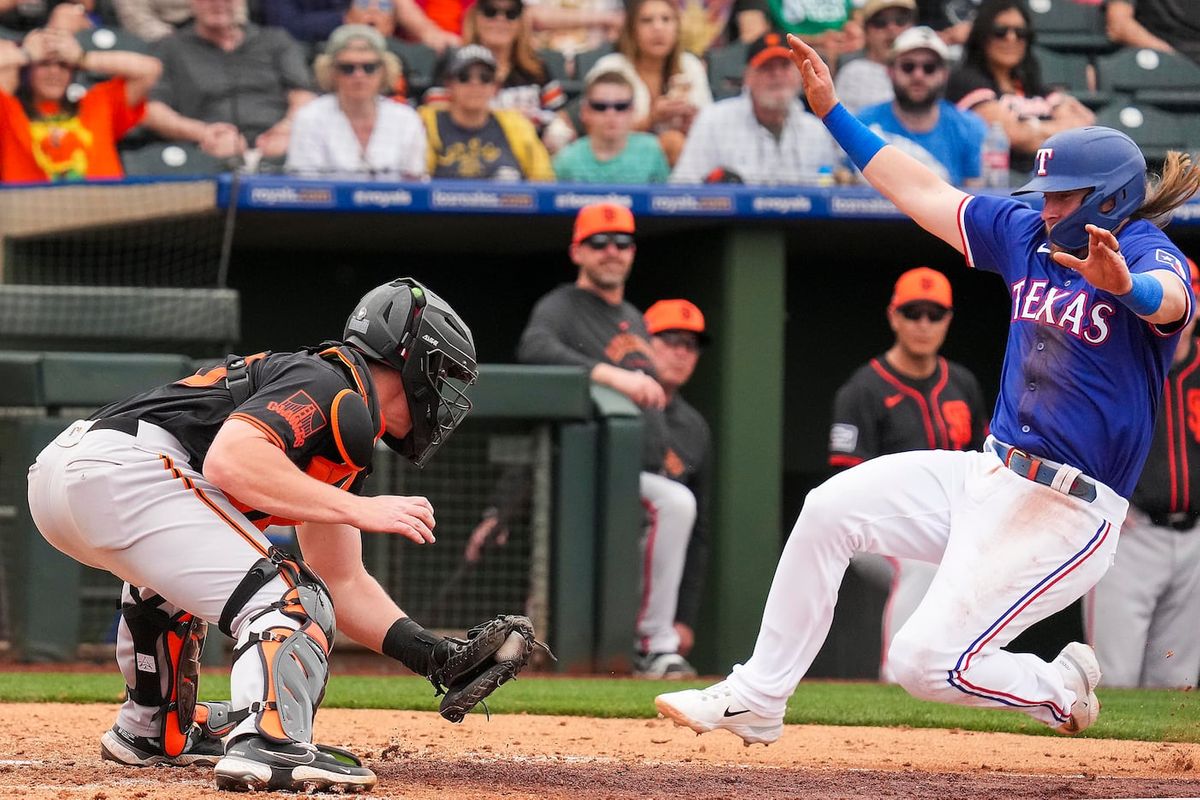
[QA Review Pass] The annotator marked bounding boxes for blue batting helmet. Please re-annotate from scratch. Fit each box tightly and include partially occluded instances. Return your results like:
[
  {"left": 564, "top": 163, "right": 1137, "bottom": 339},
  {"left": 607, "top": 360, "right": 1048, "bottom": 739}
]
[{"left": 1012, "top": 126, "right": 1146, "bottom": 251}]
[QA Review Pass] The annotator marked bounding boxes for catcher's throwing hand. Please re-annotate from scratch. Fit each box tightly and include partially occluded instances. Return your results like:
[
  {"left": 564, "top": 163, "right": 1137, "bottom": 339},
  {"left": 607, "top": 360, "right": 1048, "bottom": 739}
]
[
  {"left": 353, "top": 494, "right": 436, "bottom": 543},
  {"left": 427, "top": 615, "right": 554, "bottom": 722},
  {"left": 787, "top": 33, "right": 839, "bottom": 118},
  {"left": 1051, "top": 224, "right": 1132, "bottom": 294}
]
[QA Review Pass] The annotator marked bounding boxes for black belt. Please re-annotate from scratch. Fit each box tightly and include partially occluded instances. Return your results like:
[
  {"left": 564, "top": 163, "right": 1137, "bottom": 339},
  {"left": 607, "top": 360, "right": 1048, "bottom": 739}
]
[
  {"left": 1147, "top": 510, "right": 1200, "bottom": 531},
  {"left": 991, "top": 443, "right": 1098, "bottom": 503},
  {"left": 88, "top": 417, "right": 139, "bottom": 436}
]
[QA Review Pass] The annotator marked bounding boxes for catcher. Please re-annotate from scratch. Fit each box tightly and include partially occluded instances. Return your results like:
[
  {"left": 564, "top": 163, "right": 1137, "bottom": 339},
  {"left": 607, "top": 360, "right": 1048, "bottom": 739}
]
[{"left": 26, "top": 278, "right": 543, "bottom": 793}]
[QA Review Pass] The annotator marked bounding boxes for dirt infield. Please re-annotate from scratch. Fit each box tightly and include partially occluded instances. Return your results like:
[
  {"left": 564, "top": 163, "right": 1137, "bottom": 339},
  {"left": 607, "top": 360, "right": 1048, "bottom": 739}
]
[{"left": 1, "top": 703, "right": 1199, "bottom": 799}]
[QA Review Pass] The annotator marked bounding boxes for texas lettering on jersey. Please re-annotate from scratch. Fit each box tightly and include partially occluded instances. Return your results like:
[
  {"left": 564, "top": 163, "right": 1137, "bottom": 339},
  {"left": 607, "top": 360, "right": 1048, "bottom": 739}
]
[{"left": 1008, "top": 278, "right": 1116, "bottom": 345}]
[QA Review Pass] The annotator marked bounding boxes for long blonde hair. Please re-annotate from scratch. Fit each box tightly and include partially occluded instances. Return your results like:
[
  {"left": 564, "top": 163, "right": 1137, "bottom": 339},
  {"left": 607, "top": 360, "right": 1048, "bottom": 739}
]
[
  {"left": 462, "top": 2, "right": 546, "bottom": 84},
  {"left": 618, "top": 0, "right": 684, "bottom": 92},
  {"left": 1134, "top": 151, "right": 1200, "bottom": 227}
]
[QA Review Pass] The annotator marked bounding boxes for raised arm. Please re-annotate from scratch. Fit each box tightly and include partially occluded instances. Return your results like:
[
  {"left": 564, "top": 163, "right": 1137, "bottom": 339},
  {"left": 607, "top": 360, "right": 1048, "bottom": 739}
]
[{"left": 787, "top": 34, "right": 970, "bottom": 254}]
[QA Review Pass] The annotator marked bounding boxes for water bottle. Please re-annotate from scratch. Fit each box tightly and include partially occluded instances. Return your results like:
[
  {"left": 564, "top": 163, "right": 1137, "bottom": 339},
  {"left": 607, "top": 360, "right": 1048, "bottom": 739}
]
[{"left": 982, "top": 121, "right": 1011, "bottom": 189}]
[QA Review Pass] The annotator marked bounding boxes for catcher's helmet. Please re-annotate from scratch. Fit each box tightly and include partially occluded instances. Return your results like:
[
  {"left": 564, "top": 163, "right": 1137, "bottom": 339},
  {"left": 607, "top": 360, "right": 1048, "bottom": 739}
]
[
  {"left": 344, "top": 278, "right": 478, "bottom": 468},
  {"left": 1013, "top": 126, "right": 1146, "bottom": 251}
]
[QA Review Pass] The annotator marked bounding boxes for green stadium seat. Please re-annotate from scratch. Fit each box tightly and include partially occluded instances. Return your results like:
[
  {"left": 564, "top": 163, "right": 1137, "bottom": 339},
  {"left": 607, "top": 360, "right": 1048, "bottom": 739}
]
[
  {"left": 539, "top": 48, "right": 568, "bottom": 83},
  {"left": 121, "top": 142, "right": 227, "bottom": 176},
  {"left": 707, "top": 41, "right": 748, "bottom": 101},
  {"left": 1026, "top": 0, "right": 1112, "bottom": 53},
  {"left": 388, "top": 40, "right": 438, "bottom": 97},
  {"left": 76, "top": 26, "right": 149, "bottom": 54},
  {"left": 0, "top": 25, "right": 21, "bottom": 41},
  {"left": 1096, "top": 47, "right": 1200, "bottom": 110},
  {"left": 1033, "top": 46, "right": 1110, "bottom": 108},
  {"left": 40, "top": 352, "right": 193, "bottom": 408},
  {"left": 0, "top": 352, "right": 44, "bottom": 406},
  {"left": 1092, "top": 100, "right": 1186, "bottom": 163},
  {"left": 573, "top": 44, "right": 614, "bottom": 80}
]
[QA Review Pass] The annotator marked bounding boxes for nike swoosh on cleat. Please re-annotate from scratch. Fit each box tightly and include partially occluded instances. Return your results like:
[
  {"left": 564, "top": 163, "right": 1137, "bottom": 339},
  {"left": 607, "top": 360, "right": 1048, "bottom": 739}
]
[
  {"left": 252, "top": 745, "right": 315, "bottom": 765},
  {"left": 723, "top": 708, "right": 751, "bottom": 717}
]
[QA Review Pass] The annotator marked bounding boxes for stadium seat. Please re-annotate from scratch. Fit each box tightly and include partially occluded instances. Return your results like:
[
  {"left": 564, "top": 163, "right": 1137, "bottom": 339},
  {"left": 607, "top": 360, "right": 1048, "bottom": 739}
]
[
  {"left": 539, "top": 48, "right": 569, "bottom": 83},
  {"left": 76, "top": 26, "right": 149, "bottom": 54},
  {"left": 573, "top": 44, "right": 614, "bottom": 80},
  {"left": 0, "top": 25, "right": 20, "bottom": 41},
  {"left": 121, "top": 142, "right": 227, "bottom": 176},
  {"left": 1033, "top": 46, "right": 1110, "bottom": 108},
  {"left": 1092, "top": 100, "right": 1186, "bottom": 163},
  {"left": 707, "top": 41, "right": 748, "bottom": 101},
  {"left": 388, "top": 40, "right": 438, "bottom": 97},
  {"left": 1096, "top": 47, "right": 1200, "bottom": 110},
  {"left": 1026, "top": 0, "right": 1112, "bottom": 53}
]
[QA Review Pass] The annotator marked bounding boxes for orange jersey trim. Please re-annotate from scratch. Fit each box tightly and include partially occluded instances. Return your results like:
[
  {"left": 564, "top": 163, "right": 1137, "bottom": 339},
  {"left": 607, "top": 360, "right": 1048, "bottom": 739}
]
[{"left": 228, "top": 412, "right": 288, "bottom": 451}]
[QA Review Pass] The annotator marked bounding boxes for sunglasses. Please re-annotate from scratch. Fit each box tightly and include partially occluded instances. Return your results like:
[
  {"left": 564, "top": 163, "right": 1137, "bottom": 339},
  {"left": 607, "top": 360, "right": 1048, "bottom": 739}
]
[
  {"left": 581, "top": 232, "right": 635, "bottom": 250},
  {"left": 656, "top": 331, "right": 701, "bottom": 352},
  {"left": 897, "top": 304, "right": 950, "bottom": 322},
  {"left": 480, "top": 4, "right": 521, "bottom": 19},
  {"left": 453, "top": 67, "right": 496, "bottom": 83},
  {"left": 335, "top": 61, "right": 382, "bottom": 75},
  {"left": 990, "top": 25, "right": 1031, "bottom": 41},
  {"left": 867, "top": 10, "right": 913, "bottom": 28},
  {"left": 896, "top": 60, "right": 941, "bottom": 75},
  {"left": 587, "top": 99, "right": 632, "bottom": 113}
]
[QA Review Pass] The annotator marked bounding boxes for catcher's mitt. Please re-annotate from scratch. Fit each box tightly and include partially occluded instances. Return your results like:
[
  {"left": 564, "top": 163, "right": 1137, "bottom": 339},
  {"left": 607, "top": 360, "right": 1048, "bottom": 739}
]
[{"left": 429, "top": 614, "right": 553, "bottom": 723}]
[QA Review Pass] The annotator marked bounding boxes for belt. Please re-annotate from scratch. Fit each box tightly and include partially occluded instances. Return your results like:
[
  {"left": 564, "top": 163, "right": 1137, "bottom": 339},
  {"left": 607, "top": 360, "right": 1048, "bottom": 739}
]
[
  {"left": 1147, "top": 510, "right": 1200, "bottom": 531},
  {"left": 991, "top": 442, "right": 1098, "bottom": 503},
  {"left": 88, "top": 417, "right": 139, "bottom": 436}
]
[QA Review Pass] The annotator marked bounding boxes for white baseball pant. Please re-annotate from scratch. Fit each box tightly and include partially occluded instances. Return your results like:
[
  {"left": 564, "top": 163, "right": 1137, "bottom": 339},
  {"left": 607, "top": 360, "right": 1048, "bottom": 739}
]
[{"left": 635, "top": 472, "right": 697, "bottom": 655}]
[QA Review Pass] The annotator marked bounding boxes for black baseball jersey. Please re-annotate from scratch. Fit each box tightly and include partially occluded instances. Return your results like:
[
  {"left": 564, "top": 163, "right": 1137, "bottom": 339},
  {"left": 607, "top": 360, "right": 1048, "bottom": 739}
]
[
  {"left": 91, "top": 344, "right": 383, "bottom": 527},
  {"left": 829, "top": 355, "right": 988, "bottom": 468},
  {"left": 517, "top": 283, "right": 666, "bottom": 469},
  {"left": 1132, "top": 337, "right": 1200, "bottom": 516},
  {"left": 660, "top": 393, "right": 712, "bottom": 629}
]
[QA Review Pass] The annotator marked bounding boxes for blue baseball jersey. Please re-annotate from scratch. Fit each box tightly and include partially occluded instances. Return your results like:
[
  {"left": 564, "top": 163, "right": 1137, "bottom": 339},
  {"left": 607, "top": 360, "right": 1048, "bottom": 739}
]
[{"left": 959, "top": 194, "right": 1194, "bottom": 497}]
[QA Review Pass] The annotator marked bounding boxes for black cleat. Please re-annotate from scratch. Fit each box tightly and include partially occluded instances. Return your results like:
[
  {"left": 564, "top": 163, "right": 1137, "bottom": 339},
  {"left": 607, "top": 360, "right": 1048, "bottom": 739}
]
[{"left": 214, "top": 735, "right": 377, "bottom": 793}]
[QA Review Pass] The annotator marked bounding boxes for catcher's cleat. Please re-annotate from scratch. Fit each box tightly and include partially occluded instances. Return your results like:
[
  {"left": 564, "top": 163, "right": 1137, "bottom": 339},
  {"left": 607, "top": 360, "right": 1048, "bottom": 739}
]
[
  {"left": 633, "top": 652, "right": 698, "bottom": 680},
  {"left": 1053, "top": 642, "right": 1102, "bottom": 735},
  {"left": 214, "top": 736, "right": 376, "bottom": 793},
  {"left": 655, "top": 681, "right": 783, "bottom": 746},
  {"left": 100, "top": 723, "right": 223, "bottom": 767}
]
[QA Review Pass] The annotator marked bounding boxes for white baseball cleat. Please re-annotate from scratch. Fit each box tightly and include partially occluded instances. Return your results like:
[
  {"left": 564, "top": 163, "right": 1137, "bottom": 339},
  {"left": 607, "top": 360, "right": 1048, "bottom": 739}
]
[
  {"left": 655, "top": 681, "right": 784, "bottom": 746},
  {"left": 1053, "top": 642, "right": 1102, "bottom": 735}
]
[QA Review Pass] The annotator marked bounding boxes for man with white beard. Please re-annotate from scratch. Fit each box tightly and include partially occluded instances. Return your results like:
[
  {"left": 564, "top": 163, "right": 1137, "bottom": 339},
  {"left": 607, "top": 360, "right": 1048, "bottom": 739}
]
[{"left": 669, "top": 31, "right": 836, "bottom": 185}]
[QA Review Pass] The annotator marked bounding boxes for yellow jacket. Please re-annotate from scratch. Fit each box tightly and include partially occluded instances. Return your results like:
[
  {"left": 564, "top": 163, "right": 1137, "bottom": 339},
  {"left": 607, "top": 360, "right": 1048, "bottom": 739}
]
[{"left": 418, "top": 105, "right": 554, "bottom": 182}]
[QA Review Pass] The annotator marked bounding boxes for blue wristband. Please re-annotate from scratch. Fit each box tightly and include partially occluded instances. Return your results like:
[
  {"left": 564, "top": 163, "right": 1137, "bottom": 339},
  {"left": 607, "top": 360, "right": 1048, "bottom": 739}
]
[
  {"left": 821, "top": 103, "right": 887, "bottom": 172},
  {"left": 1117, "top": 271, "right": 1164, "bottom": 317}
]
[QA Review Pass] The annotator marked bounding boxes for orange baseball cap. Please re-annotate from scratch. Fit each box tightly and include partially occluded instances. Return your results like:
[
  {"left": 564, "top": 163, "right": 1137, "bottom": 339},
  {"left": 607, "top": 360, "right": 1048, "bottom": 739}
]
[
  {"left": 891, "top": 267, "right": 952, "bottom": 308},
  {"left": 747, "top": 31, "right": 792, "bottom": 70},
  {"left": 644, "top": 299, "right": 710, "bottom": 343},
  {"left": 572, "top": 202, "right": 635, "bottom": 244}
]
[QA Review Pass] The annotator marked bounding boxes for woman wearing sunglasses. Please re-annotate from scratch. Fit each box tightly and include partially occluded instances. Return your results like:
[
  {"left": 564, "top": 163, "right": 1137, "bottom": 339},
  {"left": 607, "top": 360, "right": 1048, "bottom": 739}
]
[
  {"left": 0, "top": 27, "right": 160, "bottom": 183},
  {"left": 588, "top": 0, "right": 711, "bottom": 163},
  {"left": 286, "top": 24, "right": 428, "bottom": 178},
  {"left": 946, "top": 0, "right": 1093, "bottom": 174}
]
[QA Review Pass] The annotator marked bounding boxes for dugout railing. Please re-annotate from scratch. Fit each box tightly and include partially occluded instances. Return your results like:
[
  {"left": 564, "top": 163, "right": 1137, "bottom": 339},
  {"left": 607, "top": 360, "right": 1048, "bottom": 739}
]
[{"left": 0, "top": 355, "right": 644, "bottom": 674}]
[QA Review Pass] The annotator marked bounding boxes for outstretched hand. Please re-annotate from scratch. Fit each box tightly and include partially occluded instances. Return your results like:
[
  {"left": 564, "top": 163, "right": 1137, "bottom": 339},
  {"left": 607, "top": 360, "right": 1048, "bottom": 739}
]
[
  {"left": 786, "top": 33, "right": 839, "bottom": 118},
  {"left": 1051, "top": 224, "right": 1133, "bottom": 295}
]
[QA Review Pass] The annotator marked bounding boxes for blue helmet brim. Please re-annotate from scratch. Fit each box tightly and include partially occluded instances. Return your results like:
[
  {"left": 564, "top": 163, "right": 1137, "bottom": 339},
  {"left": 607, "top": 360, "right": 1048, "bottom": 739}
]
[{"left": 1012, "top": 174, "right": 1096, "bottom": 196}]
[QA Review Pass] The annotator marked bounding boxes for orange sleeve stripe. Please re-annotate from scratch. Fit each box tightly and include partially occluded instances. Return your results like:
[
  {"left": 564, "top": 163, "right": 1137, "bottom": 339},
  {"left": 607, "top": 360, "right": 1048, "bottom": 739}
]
[{"left": 228, "top": 413, "right": 287, "bottom": 451}]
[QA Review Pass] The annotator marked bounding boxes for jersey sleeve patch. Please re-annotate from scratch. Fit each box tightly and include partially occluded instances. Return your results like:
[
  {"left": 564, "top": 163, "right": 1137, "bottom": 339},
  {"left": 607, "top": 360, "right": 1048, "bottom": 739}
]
[
  {"left": 265, "top": 390, "right": 328, "bottom": 448},
  {"left": 829, "top": 423, "right": 860, "bottom": 454}
]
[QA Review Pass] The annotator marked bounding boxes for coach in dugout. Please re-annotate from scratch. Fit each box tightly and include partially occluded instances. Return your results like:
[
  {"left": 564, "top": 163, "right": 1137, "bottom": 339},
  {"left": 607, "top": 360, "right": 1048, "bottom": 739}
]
[{"left": 828, "top": 267, "right": 987, "bottom": 681}]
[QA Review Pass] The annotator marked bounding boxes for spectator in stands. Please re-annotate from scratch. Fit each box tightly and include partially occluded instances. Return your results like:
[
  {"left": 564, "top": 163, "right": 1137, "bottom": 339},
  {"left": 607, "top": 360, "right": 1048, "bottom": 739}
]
[
  {"left": 286, "top": 24, "right": 426, "bottom": 177},
  {"left": 946, "top": 0, "right": 1093, "bottom": 174},
  {"left": 670, "top": 31, "right": 835, "bottom": 184},
  {"left": 1105, "top": 0, "right": 1200, "bottom": 65},
  {"left": 676, "top": 0, "right": 771, "bottom": 56},
  {"left": 834, "top": 0, "right": 916, "bottom": 113},
  {"left": 343, "top": 0, "right": 396, "bottom": 36},
  {"left": 0, "top": 27, "right": 160, "bottom": 182},
  {"left": 1, "top": 0, "right": 95, "bottom": 35},
  {"left": 418, "top": 43, "right": 552, "bottom": 178},
  {"left": 341, "top": 0, "right": 462, "bottom": 52},
  {"left": 112, "top": 0, "right": 195, "bottom": 42},
  {"left": 915, "top": 0, "right": 977, "bottom": 47},
  {"left": 764, "top": 0, "right": 862, "bottom": 61},
  {"left": 440, "top": 0, "right": 565, "bottom": 131},
  {"left": 401, "top": 0, "right": 467, "bottom": 50},
  {"left": 524, "top": 0, "right": 624, "bottom": 58},
  {"left": 858, "top": 26, "right": 985, "bottom": 186},
  {"left": 553, "top": 68, "right": 669, "bottom": 182},
  {"left": 142, "top": 0, "right": 316, "bottom": 160},
  {"left": 262, "top": 0, "right": 349, "bottom": 44},
  {"left": 589, "top": 0, "right": 712, "bottom": 163}
]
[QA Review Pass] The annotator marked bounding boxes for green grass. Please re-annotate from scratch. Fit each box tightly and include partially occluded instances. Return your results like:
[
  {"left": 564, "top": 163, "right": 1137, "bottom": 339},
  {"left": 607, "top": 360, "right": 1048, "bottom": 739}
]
[{"left": 1, "top": 672, "right": 1196, "bottom": 742}]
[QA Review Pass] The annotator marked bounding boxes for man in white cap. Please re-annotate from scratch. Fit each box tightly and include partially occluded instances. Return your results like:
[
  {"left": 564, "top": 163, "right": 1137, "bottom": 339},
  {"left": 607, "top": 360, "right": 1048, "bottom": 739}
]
[
  {"left": 857, "top": 25, "right": 986, "bottom": 187},
  {"left": 834, "top": 0, "right": 916, "bottom": 112}
]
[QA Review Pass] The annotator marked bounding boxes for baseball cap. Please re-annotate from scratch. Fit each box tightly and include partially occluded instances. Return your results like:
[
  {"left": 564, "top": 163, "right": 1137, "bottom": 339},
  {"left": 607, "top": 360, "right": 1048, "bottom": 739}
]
[
  {"left": 890, "top": 25, "right": 950, "bottom": 62},
  {"left": 891, "top": 267, "right": 952, "bottom": 308},
  {"left": 746, "top": 31, "right": 792, "bottom": 70},
  {"left": 645, "top": 299, "right": 711, "bottom": 343},
  {"left": 572, "top": 202, "right": 635, "bottom": 244},
  {"left": 446, "top": 44, "right": 497, "bottom": 76},
  {"left": 862, "top": 0, "right": 916, "bottom": 21}
]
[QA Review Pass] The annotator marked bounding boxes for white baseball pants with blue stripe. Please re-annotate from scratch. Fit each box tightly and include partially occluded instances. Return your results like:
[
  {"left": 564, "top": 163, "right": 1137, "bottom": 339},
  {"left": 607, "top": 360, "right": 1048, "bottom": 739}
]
[{"left": 727, "top": 446, "right": 1126, "bottom": 728}]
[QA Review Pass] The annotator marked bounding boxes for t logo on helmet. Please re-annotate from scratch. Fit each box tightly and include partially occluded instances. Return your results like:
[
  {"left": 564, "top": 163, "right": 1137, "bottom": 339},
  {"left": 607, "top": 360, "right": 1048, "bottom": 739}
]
[{"left": 1035, "top": 148, "right": 1054, "bottom": 177}]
